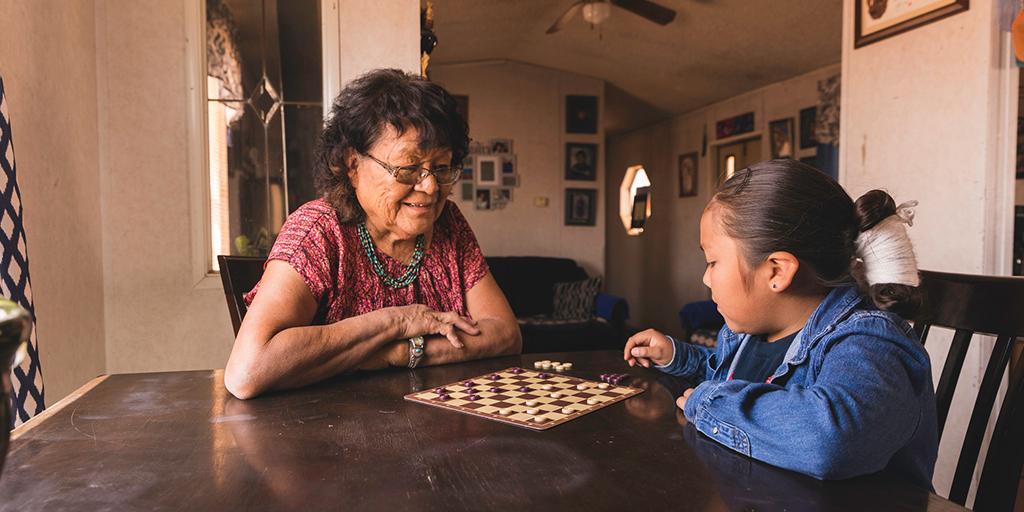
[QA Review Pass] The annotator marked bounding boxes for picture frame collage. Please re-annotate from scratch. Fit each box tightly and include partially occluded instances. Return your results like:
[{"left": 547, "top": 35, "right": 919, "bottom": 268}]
[{"left": 461, "top": 137, "right": 520, "bottom": 211}]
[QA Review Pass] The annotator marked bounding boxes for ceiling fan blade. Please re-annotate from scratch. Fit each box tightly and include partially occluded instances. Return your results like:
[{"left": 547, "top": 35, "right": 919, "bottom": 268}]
[
  {"left": 546, "top": 1, "right": 585, "bottom": 34},
  {"left": 610, "top": 0, "right": 677, "bottom": 25}
]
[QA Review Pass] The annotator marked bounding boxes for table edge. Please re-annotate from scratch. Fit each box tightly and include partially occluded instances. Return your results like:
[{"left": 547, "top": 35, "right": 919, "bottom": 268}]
[{"left": 10, "top": 374, "right": 109, "bottom": 440}]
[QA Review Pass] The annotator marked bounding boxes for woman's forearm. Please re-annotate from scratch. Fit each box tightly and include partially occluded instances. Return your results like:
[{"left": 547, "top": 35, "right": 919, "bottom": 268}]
[
  {"left": 226, "top": 309, "right": 399, "bottom": 398},
  {"left": 413, "top": 317, "right": 521, "bottom": 366}
]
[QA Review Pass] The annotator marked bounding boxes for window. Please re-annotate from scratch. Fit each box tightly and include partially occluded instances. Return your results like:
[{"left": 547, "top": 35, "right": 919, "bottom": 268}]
[
  {"left": 201, "top": 0, "right": 324, "bottom": 272},
  {"left": 619, "top": 165, "right": 651, "bottom": 236}
]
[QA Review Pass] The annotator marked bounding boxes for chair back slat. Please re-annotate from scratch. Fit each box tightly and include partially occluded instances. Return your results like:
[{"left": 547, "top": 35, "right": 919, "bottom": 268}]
[
  {"left": 914, "top": 322, "right": 931, "bottom": 346},
  {"left": 948, "top": 334, "right": 1015, "bottom": 504},
  {"left": 217, "top": 255, "right": 267, "bottom": 335},
  {"left": 934, "top": 328, "right": 973, "bottom": 438},
  {"left": 976, "top": 357, "right": 1024, "bottom": 511},
  {"left": 915, "top": 270, "right": 1024, "bottom": 509}
]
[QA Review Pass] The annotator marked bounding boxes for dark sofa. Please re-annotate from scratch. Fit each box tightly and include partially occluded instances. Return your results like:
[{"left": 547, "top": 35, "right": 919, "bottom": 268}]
[{"left": 485, "top": 256, "right": 629, "bottom": 354}]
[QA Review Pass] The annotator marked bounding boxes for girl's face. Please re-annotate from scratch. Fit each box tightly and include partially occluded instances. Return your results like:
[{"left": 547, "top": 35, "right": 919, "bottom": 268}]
[{"left": 700, "top": 205, "right": 774, "bottom": 334}]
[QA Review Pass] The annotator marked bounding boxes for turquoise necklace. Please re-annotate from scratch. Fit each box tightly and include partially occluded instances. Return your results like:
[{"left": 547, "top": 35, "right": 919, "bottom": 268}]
[{"left": 357, "top": 222, "right": 425, "bottom": 289}]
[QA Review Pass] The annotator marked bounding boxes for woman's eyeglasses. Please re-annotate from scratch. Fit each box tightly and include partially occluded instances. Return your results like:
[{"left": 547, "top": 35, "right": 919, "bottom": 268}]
[{"left": 362, "top": 153, "right": 461, "bottom": 186}]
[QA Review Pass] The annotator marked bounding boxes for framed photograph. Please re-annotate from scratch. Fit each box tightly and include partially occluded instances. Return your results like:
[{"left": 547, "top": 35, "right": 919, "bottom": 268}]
[
  {"left": 501, "top": 174, "right": 519, "bottom": 187},
  {"left": 501, "top": 155, "right": 516, "bottom": 175},
  {"left": 475, "top": 155, "right": 501, "bottom": 186},
  {"left": 799, "top": 107, "right": 817, "bottom": 149},
  {"left": 631, "top": 186, "right": 650, "bottom": 230},
  {"left": 493, "top": 188, "right": 512, "bottom": 209},
  {"left": 565, "top": 188, "right": 597, "bottom": 226},
  {"left": 565, "top": 143, "right": 598, "bottom": 181},
  {"left": 461, "top": 181, "right": 474, "bottom": 201},
  {"left": 855, "top": 0, "right": 969, "bottom": 48},
  {"left": 461, "top": 155, "right": 475, "bottom": 181},
  {"left": 475, "top": 189, "right": 491, "bottom": 210},
  {"left": 489, "top": 138, "right": 513, "bottom": 154},
  {"left": 566, "top": 95, "right": 598, "bottom": 134},
  {"left": 769, "top": 118, "right": 795, "bottom": 159},
  {"left": 715, "top": 112, "right": 755, "bottom": 140},
  {"left": 678, "top": 152, "right": 698, "bottom": 197}
]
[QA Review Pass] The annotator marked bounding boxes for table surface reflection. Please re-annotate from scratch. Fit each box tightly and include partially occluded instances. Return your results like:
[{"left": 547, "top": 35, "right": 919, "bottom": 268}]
[{"left": 0, "top": 351, "right": 965, "bottom": 511}]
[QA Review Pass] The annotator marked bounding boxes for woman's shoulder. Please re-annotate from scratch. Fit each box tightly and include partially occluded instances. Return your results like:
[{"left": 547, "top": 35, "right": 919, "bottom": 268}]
[
  {"left": 280, "top": 199, "right": 342, "bottom": 236},
  {"left": 273, "top": 198, "right": 346, "bottom": 255}
]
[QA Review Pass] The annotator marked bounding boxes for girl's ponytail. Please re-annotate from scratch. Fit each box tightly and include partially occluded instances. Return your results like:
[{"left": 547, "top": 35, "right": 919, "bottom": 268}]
[{"left": 852, "top": 190, "right": 922, "bottom": 318}]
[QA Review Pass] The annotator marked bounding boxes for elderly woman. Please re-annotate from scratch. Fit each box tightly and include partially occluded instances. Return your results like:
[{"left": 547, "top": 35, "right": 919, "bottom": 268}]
[{"left": 225, "top": 69, "right": 522, "bottom": 400}]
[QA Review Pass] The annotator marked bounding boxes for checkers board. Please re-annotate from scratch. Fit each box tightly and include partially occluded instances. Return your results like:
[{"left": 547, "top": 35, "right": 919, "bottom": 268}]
[{"left": 404, "top": 367, "right": 644, "bottom": 430}]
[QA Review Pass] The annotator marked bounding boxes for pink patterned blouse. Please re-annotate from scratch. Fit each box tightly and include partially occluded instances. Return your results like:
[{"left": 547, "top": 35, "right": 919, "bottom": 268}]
[{"left": 244, "top": 199, "right": 489, "bottom": 324}]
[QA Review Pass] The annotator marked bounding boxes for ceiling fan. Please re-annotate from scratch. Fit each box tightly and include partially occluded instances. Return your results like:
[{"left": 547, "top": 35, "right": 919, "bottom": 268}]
[{"left": 546, "top": 0, "right": 677, "bottom": 34}]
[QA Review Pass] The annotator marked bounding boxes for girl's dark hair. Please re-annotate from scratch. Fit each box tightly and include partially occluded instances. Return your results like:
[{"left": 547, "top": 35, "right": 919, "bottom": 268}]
[
  {"left": 712, "top": 159, "right": 920, "bottom": 317},
  {"left": 313, "top": 68, "right": 469, "bottom": 222}
]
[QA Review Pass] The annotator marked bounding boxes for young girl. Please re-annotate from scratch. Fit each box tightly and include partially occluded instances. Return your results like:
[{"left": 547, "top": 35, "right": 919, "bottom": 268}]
[{"left": 625, "top": 160, "right": 937, "bottom": 489}]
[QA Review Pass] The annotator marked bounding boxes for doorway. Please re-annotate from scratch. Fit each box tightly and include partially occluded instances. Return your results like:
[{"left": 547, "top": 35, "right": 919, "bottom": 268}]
[{"left": 714, "top": 137, "right": 762, "bottom": 185}]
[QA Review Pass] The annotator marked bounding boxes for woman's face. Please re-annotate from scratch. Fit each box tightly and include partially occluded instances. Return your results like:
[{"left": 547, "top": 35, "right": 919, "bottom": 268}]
[
  {"left": 699, "top": 205, "right": 773, "bottom": 334},
  {"left": 349, "top": 126, "right": 454, "bottom": 240}
]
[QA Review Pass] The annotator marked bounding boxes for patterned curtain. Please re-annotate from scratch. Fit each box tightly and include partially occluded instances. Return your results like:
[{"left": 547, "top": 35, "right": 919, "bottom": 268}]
[{"left": 0, "top": 76, "right": 45, "bottom": 427}]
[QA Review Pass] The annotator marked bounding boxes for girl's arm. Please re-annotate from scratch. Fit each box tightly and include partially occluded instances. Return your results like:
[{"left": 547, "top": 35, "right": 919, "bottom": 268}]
[
  {"left": 625, "top": 329, "right": 716, "bottom": 381},
  {"left": 681, "top": 319, "right": 931, "bottom": 480}
]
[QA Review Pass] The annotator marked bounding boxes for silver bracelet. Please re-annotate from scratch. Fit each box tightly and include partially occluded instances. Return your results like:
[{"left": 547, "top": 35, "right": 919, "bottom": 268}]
[{"left": 407, "top": 336, "right": 426, "bottom": 368}]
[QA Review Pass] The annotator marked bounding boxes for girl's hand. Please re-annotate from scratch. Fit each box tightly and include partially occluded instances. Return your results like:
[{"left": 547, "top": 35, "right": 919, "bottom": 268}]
[
  {"left": 675, "top": 388, "right": 695, "bottom": 411},
  {"left": 390, "top": 304, "right": 480, "bottom": 349},
  {"left": 623, "top": 329, "right": 674, "bottom": 368}
]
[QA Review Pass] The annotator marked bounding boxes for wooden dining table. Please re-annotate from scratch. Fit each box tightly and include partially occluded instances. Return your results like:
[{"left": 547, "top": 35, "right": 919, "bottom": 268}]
[{"left": 0, "top": 351, "right": 966, "bottom": 511}]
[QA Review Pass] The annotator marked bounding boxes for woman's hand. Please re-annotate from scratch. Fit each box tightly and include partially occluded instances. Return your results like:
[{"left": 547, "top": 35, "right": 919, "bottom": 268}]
[
  {"left": 624, "top": 328, "right": 675, "bottom": 368},
  {"left": 389, "top": 304, "right": 480, "bottom": 348}
]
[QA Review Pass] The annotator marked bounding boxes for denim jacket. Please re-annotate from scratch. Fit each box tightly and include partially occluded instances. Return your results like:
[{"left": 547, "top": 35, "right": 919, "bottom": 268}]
[{"left": 657, "top": 286, "right": 938, "bottom": 489}]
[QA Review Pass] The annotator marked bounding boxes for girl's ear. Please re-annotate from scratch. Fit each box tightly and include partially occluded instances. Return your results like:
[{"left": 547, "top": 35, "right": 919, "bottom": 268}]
[{"left": 766, "top": 251, "right": 800, "bottom": 292}]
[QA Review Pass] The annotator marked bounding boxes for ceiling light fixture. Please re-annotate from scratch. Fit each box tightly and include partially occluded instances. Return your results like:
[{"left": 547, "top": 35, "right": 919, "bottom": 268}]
[{"left": 581, "top": 1, "right": 611, "bottom": 26}]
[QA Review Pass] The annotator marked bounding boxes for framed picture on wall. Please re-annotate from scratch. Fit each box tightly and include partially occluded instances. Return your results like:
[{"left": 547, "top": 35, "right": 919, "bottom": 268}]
[
  {"left": 799, "top": 107, "right": 817, "bottom": 149},
  {"left": 489, "top": 138, "right": 513, "bottom": 154},
  {"left": 769, "top": 118, "right": 795, "bottom": 158},
  {"left": 475, "top": 189, "right": 491, "bottom": 210},
  {"left": 715, "top": 112, "right": 755, "bottom": 140},
  {"left": 565, "top": 188, "right": 597, "bottom": 226},
  {"left": 565, "top": 143, "right": 598, "bottom": 181},
  {"left": 475, "top": 155, "right": 501, "bottom": 186},
  {"left": 566, "top": 95, "right": 598, "bottom": 134},
  {"left": 678, "top": 152, "right": 698, "bottom": 197},
  {"left": 855, "top": 0, "right": 969, "bottom": 49}
]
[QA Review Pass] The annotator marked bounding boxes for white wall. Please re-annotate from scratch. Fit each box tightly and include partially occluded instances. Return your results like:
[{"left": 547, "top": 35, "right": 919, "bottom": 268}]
[
  {"left": 839, "top": 0, "right": 1015, "bottom": 501},
  {"left": 606, "top": 64, "right": 841, "bottom": 333},
  {"left": 432, "top": 61, "right": 606, "bottom": 277},
  {"left": 330, "top": 0, "right": 421, "bottom": 95},
  {"left": 0, "top": 0, "right": 107, "bottom": 402}
]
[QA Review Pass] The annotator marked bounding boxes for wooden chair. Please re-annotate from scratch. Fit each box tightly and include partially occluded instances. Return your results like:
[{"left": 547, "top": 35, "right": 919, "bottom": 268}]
[
  {"left": 217, "top": 255, "right": 266, "bottom": 336},
  {"left": 913, "top": 270, "right": 1024, "bottom": 510}
]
